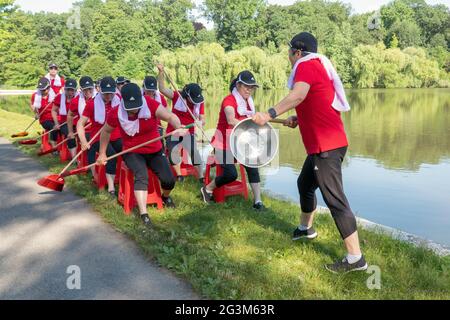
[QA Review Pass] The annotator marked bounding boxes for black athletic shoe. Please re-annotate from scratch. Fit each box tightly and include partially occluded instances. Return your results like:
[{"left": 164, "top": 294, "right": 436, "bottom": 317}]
[
  {"left": 140, "top": 214, "right": 153, "bottom": 228},
  {"left": 200, "top": 186, "right": 213, "bottom": 204},
  {"left": 177, "top": 175, "right": 185, "bottom": 183},
  {"left": 162, "top": 196, "right": 176, "bottom": 208},
  {"left": 253, "top": 202, "right": 265, "bottom": 211},
  {"left": 325, "top": 256, "right": 368, "bottom": 274},
  {"left": 292, "top": 227, "right": 318, "bottom": 240},
  {"left": 108, "top": 190, "right": 116, "bottom": 198}
]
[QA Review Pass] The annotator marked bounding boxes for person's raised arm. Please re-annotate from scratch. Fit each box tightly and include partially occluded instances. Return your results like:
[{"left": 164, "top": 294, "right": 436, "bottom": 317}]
[
  {"left": 224, "top": 106, "right": 240, "bottom": 127},
  {"left": 155, "top": 104, "right": 188, "bottom": 137},
  {"left": 156, "top": 63, "right": 174, "bottom": 100}
]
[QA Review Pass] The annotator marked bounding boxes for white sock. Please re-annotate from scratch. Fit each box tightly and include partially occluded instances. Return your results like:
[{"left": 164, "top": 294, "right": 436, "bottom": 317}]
[
  {"left": 346, "top": 253, "right": 362, "bottom": 264},
  {"left": 298, "top": 225, "right": 309, "bottom": 231}
]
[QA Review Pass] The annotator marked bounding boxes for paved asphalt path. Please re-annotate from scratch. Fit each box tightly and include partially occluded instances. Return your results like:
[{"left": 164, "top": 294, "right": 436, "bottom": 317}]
[{"left": 0, "top": 137, "right": 199, "bottom": 300}]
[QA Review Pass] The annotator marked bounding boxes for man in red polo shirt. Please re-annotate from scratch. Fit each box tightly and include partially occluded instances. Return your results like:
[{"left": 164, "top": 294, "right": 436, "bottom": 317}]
[{"left": 252, "top": 32, "right": 367, "bottom": 274}]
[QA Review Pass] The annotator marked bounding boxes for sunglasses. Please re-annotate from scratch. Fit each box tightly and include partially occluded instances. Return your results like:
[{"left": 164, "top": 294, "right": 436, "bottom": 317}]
[{"left": 49, "top": 67, "right": 58, "bottom": 70}]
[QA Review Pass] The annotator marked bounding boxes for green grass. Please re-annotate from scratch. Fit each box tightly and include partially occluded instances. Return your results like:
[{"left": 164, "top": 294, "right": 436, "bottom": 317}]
[{"left": 2, "top": 107, "right": 450, "bottom": 300}]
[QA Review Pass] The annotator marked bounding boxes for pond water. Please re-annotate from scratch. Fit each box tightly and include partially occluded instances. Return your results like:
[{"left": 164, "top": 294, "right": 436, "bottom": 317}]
[{"left": 1, "top": 88, "right": 449, "bottom": 246}]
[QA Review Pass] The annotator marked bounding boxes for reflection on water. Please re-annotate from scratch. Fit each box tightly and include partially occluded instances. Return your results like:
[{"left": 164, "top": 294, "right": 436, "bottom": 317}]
[{"left": 2, "top": 89, "right": 450, "bottom": 245}]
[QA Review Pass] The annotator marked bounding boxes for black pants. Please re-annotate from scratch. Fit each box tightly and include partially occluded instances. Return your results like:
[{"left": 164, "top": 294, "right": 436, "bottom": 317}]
[
  {"left": 88, "top": 139, "right": 122, "bottom": 175},
  {"left": 166, "top": 134, "right": 202, "bottom": 167},
  {"left": 41, "top": 120, "right": 58, "bottom": 142},
  {"left": 122, "top": 149, "right": 175, "bottom": 191},
  {"left": 297, "top": 146, "right": 357, "bottom": 240},
  {"left": 214, "top": 148, "right": 260, "bottom": 188},
  {"left": 59, "top": 123, "right": 77, "bottom": 149}
]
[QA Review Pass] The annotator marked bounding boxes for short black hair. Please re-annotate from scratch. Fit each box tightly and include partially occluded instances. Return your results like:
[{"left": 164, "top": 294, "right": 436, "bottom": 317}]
[{"left": 289, "top": 32, "right": 318, "bottom": 53}]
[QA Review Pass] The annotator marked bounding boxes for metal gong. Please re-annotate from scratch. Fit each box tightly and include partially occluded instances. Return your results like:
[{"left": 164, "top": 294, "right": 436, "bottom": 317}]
[{"left": 230, "top": 118, "right": 279, "bottom": 168}]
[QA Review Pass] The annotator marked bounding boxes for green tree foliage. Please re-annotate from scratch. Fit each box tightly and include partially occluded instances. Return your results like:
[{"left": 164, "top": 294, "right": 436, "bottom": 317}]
[{"left": 80, "top": 54, "right": 111, "bottom": 80}]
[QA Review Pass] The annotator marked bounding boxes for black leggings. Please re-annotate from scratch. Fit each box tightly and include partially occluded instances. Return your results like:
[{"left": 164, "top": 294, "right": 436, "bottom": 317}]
[
  {"left": 166, "top": 134, "right": 202, "bottom": 166},
  {"left": 297, "top": 146, "right": 357, "bottom": 240},
  {"left": 122, "top": 149, "right": 175, "bottom": 191},
  {"left": 59, "top": 123, "right": 77, "bottom": 149},
  {"left": 41, "top": 120, "right": 58, "bottom": 142},
  {"left": 88, "top": 139, "right": 122, "bottom": 175},
  {"left": 214, "top": 148, "right": 260, "bottom": 188}
]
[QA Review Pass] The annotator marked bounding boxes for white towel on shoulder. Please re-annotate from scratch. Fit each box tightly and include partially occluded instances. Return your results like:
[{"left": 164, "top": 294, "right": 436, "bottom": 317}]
[
  {"left": 33, "top": 88, "right": 56, "bottom": 110},
  {"left": 173, "top": 92, "right": 201, "bottom": 118},
  {"left": 93, "top": 93, "right": 121, "bottom": 124},
  {"left": 118, "top": 98, "right": 151, "bottom": 136},
  {"left": 287, "top": 53, "right": 350, "bottom": 112},
  {"left": 232, "top": 88, "right": 255, "bottom": 117},
  {"left": 45, "top": 73, "right": 62, "bottom": 87}
]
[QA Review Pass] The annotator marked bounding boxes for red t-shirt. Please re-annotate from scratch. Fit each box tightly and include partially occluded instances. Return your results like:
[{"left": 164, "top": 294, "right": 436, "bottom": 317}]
[
  {"left": 82, "top": 98, "right": 121, "bottom": 143},
  {"left": 69, "top": 95, "right": 93, "bottom": 132},
  {"left": 31, "top": 93, "right": 53, "bottom": 124},
  {"left": 53, "top": 93, "right": 74, "bottom": 123},
  {"left": 50, "top": 76, "right": 65, "bottom": 94},
  {"left": 107, "top": 96, "right": 162, "bottom": 154},
  {"left": 293, "top": 59, "right": 348, "bottom": 155},
  {"left": 143, "top": 92, "right": 168, "bottom": 127},
  {"left": 166, "top": 91, "right": 204, "bottom": 134},
  {"left": 212, "top": 94, "right": 252, "bottom": 151}
]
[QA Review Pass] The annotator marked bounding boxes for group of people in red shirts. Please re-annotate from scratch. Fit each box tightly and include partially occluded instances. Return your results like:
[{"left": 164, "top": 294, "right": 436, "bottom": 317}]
[{"left": 30, "top": 32, "right": 368, "bottom": 274}]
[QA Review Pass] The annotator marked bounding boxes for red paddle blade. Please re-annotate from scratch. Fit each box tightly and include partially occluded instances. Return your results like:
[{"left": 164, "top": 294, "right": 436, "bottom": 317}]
[
  {"left": 37, "top": 174, "right": 65, "bottom": 192},
  {"left": 11, "top": 132, "right": 29, "bottom": 138},
  {"left": 60, "top": 167, "right": 89, "bottom": 178},
  {"left": 19, "top": 139, "right": 38, "bottom": 145},
  {"left": 37, "top": 147, "right": 57, "bottom": 156}
]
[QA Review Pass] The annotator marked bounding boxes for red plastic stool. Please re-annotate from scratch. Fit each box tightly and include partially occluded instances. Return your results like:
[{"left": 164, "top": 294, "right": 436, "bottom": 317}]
[
  {"left": 169, "top": 147, "right": 199, "bottom": 178},
  {"left": 118, "top": 161, "right": 163, "bottom": 215},
  {"left": 57, "top": 134, "right": 72, "bottom": 163},
  {"left": 93, "top": 152, "right": 107, "bottom": 190},
  {"left": 40, "top": 132, "right": 53, "bottom": 153},
  {"left": 114, "top": 156, "right": 122, "bottom": 185},
  {"left": 76, "top": 145, "right": 89, "bottom": 172},
  {"left": 204, "top": 154, "right": 249, "bottom": 203}
]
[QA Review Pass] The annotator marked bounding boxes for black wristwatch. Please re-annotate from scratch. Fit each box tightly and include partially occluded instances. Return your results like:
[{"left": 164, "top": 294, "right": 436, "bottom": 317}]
[{"left": 268, "top": 107, "right": 277, "bottom": 119}]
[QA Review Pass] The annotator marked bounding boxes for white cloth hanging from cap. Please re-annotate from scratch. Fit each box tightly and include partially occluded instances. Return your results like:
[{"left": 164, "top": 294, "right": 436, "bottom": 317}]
[
  {"left": 287, "top": 53, "right": 350, "bottom": 112},
  {"left": 232, "top": 87, "right": 255, "bottom": 117},
  {"left": 118, "top": 98, "right": 151, "bottom": 136},
  {"left": 173, "top": 93, "right": 201, "bottom": 117},
  {"left": 93, "top": 93, "right": 121, "bottom": 124},
  {"left": 59, "top": 92, "right": 78, "bottom": 116},
  {"left": 33, "top": 88, "right": 56, "bottom": 110},
  {"left": 45, "top": 73, "right": 62, "bottom": 87}
]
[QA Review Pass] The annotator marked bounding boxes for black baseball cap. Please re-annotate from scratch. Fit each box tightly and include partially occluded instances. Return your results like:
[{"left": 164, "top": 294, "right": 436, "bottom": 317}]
[
  {"left": 289, "top": 32, "right": 318, "bottom": 53},
  {"left": 37, "top": 77, "right": 50, "bottom": 90},
  {"left": 116, "top": 76, "right": 129, "bottom": 85},
  {"left": 100, "top": 76, "right": 117, "bottom": 94},
  {"left": 64, "top": 78, "right": 77, "bottom": 90},
  {"left": 48, "top": 62, "right": 58, "bottom": 69},
  {"left": 143, "top": 76, "right": 157, "bottom": 91},
  {"left": 183, "top": 83, "right": 204, "bottom": 104},
  {"left": 79, "top": 76, "right": 94, "bottom": 90},
  {"left": 121, "top": 83, "right": 143, "bottom": 110},
  {"left": 236, "top": 70, "right": 259, "bottom": 87}
]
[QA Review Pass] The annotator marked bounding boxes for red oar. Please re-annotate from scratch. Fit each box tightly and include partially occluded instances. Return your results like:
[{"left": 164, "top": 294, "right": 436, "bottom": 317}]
[
  {"left": 37, "top": 123, "right": 92, "bottom": 156},
  {"left": 11, "top": 101, "right": 54, "bottom": 138},
  {"left": 18, "top": 116, "right": 79, "bottom": 145},
  {"left": 37, "top": 126, "right": 105, "bottom": 192},
  {"left": 38, "top": 124, "right": 194, "bottom": 192}
]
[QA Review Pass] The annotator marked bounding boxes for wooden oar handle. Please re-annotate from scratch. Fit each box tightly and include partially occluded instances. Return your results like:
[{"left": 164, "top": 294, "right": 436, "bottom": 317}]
[
  {"left": 58, "top": 124, "right": 105, "bottom": 176},
  {"left": 54, "top": 123, "right": 92, "bottom": 148},
  {"left": 21, "top": 101, "right": 54, "bottom": 134},
  {"left": 269, "top": 119, "right": 288, "bottom": 124},
  {"left": 67, "top": 123, "right": 195, "bottom": 176},
  {"left": 36, "top": 116, "right": 79, "bottom": 139}
]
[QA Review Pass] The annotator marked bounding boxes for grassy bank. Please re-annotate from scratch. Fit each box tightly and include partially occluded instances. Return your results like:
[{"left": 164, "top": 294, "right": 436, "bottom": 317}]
[{"left": 1, "top": 108, "right": 449, "bottom": 299}]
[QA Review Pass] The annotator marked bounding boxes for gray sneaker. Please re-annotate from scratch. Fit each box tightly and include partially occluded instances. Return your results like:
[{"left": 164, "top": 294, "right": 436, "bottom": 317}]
[{"left": 325, "top": 256, "right": 368, "bottom": 274}]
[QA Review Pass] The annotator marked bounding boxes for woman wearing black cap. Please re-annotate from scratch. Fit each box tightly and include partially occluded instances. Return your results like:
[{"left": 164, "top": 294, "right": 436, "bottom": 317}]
[
  {"left": 142, "top": 76, "right": 168, "bottom": 138},
  {"left": 68, "top": 76, "right": 96, "bottom": 147},
  {"left": 46, "top": 63, "right": 65, "bottom": 94},
  {"left": 202, "top": 71, "right": 264, "bottom": 210},
  {"left": 252, "top": 32, "right": 367, "bottom": 274},
  {"left": 30, "top": 77, "right": 58, "bottom": 150},
  {"left": 77, "top": 76, "right": 122, "bottom": 196},
  {"left": 51, "top": 78, "right": 78, "bottom": 158},
  {"left": 156, "top": 64, "right": 205, "bottom": 183},
  {"left": 97, "top": 83, "right": 188, "bottom": 227}
]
